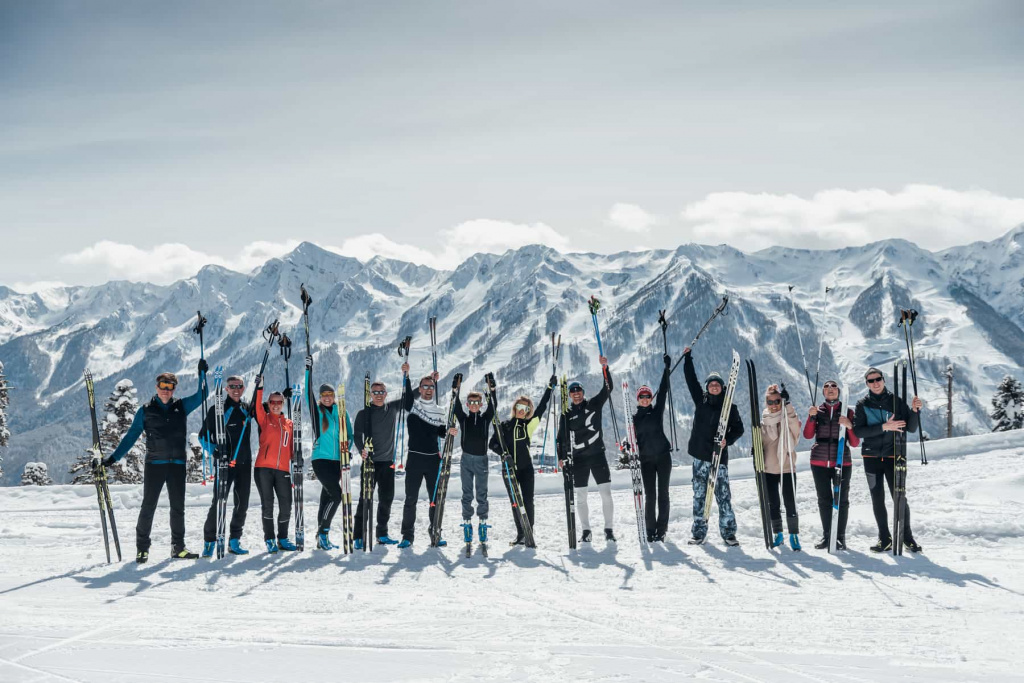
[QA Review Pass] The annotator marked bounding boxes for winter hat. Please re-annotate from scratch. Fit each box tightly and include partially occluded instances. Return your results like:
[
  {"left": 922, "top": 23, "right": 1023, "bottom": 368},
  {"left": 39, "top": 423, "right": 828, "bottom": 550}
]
[
  {"left": 863, "top": 367, "right": 884, "bottom": 380},
  {"left": 319, "top": 383, "right": 335, "bottom": 395},
  {"left": 636, "top": 385, "right": 653, "bottom": 400},
  {"left": 705, "top": 372, "right": 725, "bottom": 389}
]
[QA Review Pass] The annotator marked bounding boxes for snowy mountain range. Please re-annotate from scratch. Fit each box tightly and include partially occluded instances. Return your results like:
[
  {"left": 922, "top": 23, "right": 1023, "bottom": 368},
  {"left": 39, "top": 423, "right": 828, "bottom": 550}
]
[{"left": 2, "top": 226, "right": 1023, "bottom": 484}]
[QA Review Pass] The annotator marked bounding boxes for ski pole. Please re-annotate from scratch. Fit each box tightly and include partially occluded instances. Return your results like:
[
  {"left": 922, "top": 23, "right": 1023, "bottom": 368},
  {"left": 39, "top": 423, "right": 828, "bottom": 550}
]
[
  {"left": 193, "top": 311, "right": 211, "bottom": 483},
  {"left": 812, "top": 287, "right": 832, "bottom": 405},
  {"left": 658, "top": 310, "right": 680, "bottom": 452},
  {"left": 279, "top": 333, "right": 293, "bottom": 419},
  {"left": 395, "top": 335, "right": 412, "bottom": 469},
  {"left": 230, "top": 320, "right": 280, "bottom": 465},
  {"left": 587, "top": 296, "right": 621, "bottom": 447},
  {"left": 538, "top": 333, "right": 560, "bottom": 470},
  {"left": 787, "top": 286, "right": 814, "bottom": 404},
  {"left": 429, "top": 316, "right": 439, "bottom": 405},
  {"left": 670, "top": 296, "right": 729, "bottom": 376},
  {"left": 899, "top": 309, "right": 928, "bottom": 465}
]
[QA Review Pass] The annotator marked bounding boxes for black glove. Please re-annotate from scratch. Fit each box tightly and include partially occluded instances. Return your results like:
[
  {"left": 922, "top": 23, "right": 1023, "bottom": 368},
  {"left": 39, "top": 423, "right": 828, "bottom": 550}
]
[
  {"left": 305, "top": 355, "right": 313, "bottom": 370},
  {"left": 549, "top": 374, "right": 558, "bottom": 388},
  {"left": 282, "top": 387, "right": 293, "bottom": 399},
  {"left": 780, "top": 384, "right": 791, "bottom": 402},
  {"left": 255, "top": 374, "right": 264, "bottom": 389},
  {"left": 663, "top": 354, "right": 671, "bottom": 368},
  {"left": 102, "top": 455, "right": 115, "bottom": 468},
  {"left": 198, "top": 358, "right": 209, "bottom": 374}
]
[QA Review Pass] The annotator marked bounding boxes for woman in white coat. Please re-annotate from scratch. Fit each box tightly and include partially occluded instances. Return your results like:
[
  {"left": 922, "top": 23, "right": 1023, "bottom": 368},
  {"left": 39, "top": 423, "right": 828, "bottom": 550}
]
[{"left": 761, "top": 384, "right": 802, "bottom": 551}]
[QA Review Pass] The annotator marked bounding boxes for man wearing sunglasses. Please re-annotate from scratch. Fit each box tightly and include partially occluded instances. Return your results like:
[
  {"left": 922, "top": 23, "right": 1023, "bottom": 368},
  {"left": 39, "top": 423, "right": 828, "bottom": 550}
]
[
  {"left": 453, "top": 389, "right": 495, "bottom": 546},
  {"left": 853, "top": 367, "right": 924, "bottom": 553},
  {"left": 102, "top": 361, "right": 209, "bottom": 563},
  {"left": 352, "top": 362, "right": 414, "bottom": 548},
  {"left": 198, "top": 375, "right": 256, "bottom": 557},
  {"left": 556, "top": 356, "right": 616, "bottom": 544},
  {"left": 682, "top": 346, "right": 744, "bottom": 546},
  {"left": 398, "top": 372, "right": 458, "bottom": 548},
  {"left": 804, "top": 379, "right": 860, "bottom": 550}
]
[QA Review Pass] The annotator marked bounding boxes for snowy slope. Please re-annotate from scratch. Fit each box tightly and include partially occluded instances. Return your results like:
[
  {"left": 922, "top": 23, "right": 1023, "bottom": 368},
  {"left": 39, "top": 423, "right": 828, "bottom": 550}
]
[
  {"left": 1, "top": 431, "right": 1022, "bottom": 682},
  {"left": 2, "top": 228, "right": 1023, "bottom": 484}
]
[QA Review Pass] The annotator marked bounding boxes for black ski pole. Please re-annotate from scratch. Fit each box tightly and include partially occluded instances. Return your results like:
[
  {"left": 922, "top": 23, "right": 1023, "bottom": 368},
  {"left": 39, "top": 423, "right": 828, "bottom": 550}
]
[
  {"left": 280, "top": 333, "right": 293, "bottom": 419},
  {"left": 193, "top": 311, "right": 211, "bottom": 481},
  {"left": 670, "top": 296, "right": 729, "bottom": 376},
  {"left": 658, "top": 310, "right": 680, "bottom": 451}
]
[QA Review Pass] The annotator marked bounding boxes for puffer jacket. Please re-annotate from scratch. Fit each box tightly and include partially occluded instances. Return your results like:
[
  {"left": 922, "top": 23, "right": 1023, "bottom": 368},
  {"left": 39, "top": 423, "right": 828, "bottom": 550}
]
[
  {"left": 802, "top": 400, "right": 860, "bottom": 467},
  {"left": 254, "top": 387, "right": 293, "bottom": 472}
]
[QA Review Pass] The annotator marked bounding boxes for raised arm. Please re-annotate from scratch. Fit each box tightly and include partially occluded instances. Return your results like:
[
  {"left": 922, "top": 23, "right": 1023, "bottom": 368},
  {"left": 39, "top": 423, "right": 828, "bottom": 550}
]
[{"left": 682, "top": 350, "right": 703, "bottom": 404}]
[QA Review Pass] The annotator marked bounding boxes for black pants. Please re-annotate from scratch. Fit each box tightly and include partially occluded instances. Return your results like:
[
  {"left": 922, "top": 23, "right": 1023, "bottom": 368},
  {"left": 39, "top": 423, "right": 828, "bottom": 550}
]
[
  {"left": 354, "top": 461, "right": 396, "bottom": 540},
  {"left": 511, "top": 464, "right": 535, "bottom": 538},
  {"left": 136, "top": 462, "right": 187, "bottom": 553},
  {"left": 764, "top": 472, "right": 799, "bottom": 534},
  {"left": 401, "top": 453, "right": 440, "bottom": 541},
  {"left": 811, "top": 464, "right": 852, "bottom": 541},
  {"left": 641, "top": 454, "right": 672, "bottom": 537},
  {"left": 312, "top": 459, "right": 342, "bottom": 534},
  {"left": 203, "top": 461, "right": 252, "bottom": 543},
  {"left": 863, "top": 457, "right": 913, "bottom": 541},
  {"left": 255, "top": 467, "right": 292, "bottom": 541}
]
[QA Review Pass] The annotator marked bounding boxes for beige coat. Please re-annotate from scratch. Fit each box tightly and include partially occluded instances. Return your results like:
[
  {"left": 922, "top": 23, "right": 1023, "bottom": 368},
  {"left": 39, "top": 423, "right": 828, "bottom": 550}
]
[{"left": 760, "top": 403, "right": 801, "bottom": 474}]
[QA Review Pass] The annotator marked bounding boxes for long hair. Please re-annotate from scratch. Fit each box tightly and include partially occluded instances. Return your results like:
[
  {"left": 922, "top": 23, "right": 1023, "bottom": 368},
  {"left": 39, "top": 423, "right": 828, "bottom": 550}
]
[{"left": 509, "top": 395, "right": 535, "bottom": 420}]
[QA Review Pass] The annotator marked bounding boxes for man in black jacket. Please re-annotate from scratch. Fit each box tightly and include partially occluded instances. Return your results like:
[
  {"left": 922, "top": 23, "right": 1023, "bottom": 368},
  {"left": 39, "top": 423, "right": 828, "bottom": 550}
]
[
  {"left": 557, "top": 356, "right": 616, "bottom": 544},
  {"left": 454, "top": 389, "right": 493, "bottom": 545},
  {"left": 853, "top": 366, "right": 924, "bottom": 553},
  {"left": 682, "top": 347, "right": 744, "bottom": 545}
]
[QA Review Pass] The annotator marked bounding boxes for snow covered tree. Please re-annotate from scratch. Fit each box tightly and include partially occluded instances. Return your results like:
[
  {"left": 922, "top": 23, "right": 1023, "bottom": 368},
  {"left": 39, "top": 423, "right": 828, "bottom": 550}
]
[
  {"left": 21, "top": 461, "right": 52, "bottom": 486},
  {"left": 0, "top": 360, "right": 10, "bottom": 479},
  {"left": 991, "top": 375, "right": 1024, "bottom": 432},
  {"left": 102, "top": 380, "right": 144, "bottom": 484},
  {"left": 69, "top": 448, "right": 99, "bottom": 485},
  {"left": 187, "top": 433, "right": 205, "bottom": 484}
]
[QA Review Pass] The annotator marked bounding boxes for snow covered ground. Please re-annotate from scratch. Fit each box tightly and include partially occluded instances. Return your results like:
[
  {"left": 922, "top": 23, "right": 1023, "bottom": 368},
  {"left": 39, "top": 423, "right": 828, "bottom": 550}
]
[{"left": 2, "top": 432, "right": 1023, "bottom": 682}]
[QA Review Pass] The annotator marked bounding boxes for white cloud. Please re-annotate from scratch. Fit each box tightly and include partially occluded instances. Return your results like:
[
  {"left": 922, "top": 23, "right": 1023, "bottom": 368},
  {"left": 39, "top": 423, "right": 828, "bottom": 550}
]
[
  {"left": 439, "top": 219, "right": 571, "bottom": 265},
  {"left": 678, "top": 185, "right": 1024, "bottom": 251},
  {"left": 330, "top": 233, "right": 438, "bottom": 265},
  {"left": 10, "top": 280, "right": 70, "bottom": 294},
  {"left": 606, "top": 203, "right": 659, "bottom": 233}
]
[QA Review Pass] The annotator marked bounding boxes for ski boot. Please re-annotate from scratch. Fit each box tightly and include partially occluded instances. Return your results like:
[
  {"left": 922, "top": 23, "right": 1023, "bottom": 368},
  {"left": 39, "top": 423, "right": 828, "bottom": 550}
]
[
  {"left": 604, "top": 528, "right": 616, "bottom": 542},
  {"left": 723, "top": 535, "right": 740, "bottom": 547},
  {"left": 202, "top": 541, "right": 215, "bottom": 558},
  {"left": 870, "top": 538, "right": 892, "bottom": 553},
  {"left": 277, "top": 538, "right": 297, "bottom": 551},
  {"left": 135, "top": 550, "right": 149, "bottom": 564},
  {"left": 772, "top": 532, "right": 784, "bottom": 548},
  {"left": 265, "top": 539, "right": 279, "bottom": 554},
  {"left": 903, "top": 537, "right": 923, "bottom": 553},
  {"left": 462, "top": 522, "right": 474, "bottom": 544},
  {"left": 377, "top": 535, "right": 399, "bottom": 545},
  {"left": 228, "top": 539, "right": 249, "bottom": 555},
  {"left": 397, "top": 538, "right": 413, "bottom": 549},
  {"left": 436, "top": 538, "right": 448, "bottom": 547},
  {"left": 580, "top": 529, "right": 593, "bottom": 543},
  {"left": 479, "top": 522, "right": 490, "bottom": 543},
  {"left": 789, "top": 534, "right": 802, "bottom": 552},
  {"left": 316, "top": 531, "right": 337, "bottom": 550},
  {"left": 509, "top": 534, "right": 525, "bottom": 547},
  {"left": 814, "top": 536, "right": 829, "bottom": 550},
  {"left": 354, "top": 538, "right": 364, "bottom": 551},
  {"left": 172, "top": 548, "right": 199, "bottom": 559}
]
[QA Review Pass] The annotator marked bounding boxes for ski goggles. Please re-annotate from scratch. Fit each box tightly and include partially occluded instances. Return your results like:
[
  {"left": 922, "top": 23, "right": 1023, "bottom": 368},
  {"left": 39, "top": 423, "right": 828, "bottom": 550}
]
[
  {"left": 467, "top": 399, "right": 483, "bottom": 406},
  {"left": 514, "top": 403, "right": 530, "bottom": 412},
  {"left": 157, "top": 381, "right": 177, "bottom": 391},
  {"left": 823, "top": 382, "right": 839, "bottom": 389}
]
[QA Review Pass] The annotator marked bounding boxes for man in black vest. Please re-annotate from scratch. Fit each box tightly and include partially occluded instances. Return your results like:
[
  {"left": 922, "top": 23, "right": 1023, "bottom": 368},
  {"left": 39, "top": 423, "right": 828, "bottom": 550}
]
[{"left": 104, "top": 363, "right": 208, "bottom": 563}]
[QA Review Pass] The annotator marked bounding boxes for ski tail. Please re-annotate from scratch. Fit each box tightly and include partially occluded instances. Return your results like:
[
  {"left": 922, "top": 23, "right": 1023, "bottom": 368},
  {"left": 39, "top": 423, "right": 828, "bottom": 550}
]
[{"left": 745, "top": 360, "right": 772, "bottom": 550}]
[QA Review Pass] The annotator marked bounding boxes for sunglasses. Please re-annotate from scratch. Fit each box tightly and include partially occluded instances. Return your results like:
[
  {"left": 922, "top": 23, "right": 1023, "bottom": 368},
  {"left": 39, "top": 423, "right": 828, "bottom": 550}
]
[
  {"left": 866, "top": 377, "right": 884, "bottom": 384},
  {"left": 268, "top": 400, "right": 284, "bottom": 405},
  {"left": 637, "top": 394, "right": 653, "bottom": 400},
  {"left": 823, "top": 383, "right": 838, "bottom": 389},
  {"left": 420, "top": 385, "right": 435, "bottom": 391},
  {"left": 227, "top": 383, "right": 244, "bottom": 390},
  {"left": 320, "top": 391, "right": 335, "bottom": 397},
  {"left": 766, "top": 398, "right": 782, "bottom": 406},
  {"left": 157, "top": 382, "right": 177, "bottom": 391},
  {"left": 569, "top": 388, "right": 583, "bottom": 393},
  {"left": 467, "top": 400, "right": 483, "bottom": 406},
  {"left": 371, "top": 390, "right": 386, "bottom": 396}
]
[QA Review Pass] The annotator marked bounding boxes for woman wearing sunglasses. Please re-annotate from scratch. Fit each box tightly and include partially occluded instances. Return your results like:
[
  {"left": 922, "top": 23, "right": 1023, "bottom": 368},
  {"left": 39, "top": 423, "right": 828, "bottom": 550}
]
[
  {"left": 631, "top": 354, "right": 673, "bottom": 542},
  {"left": 453, "top": 389, "right": 495, "bottom": 547},
  {"left": 803, "top": 379, "right": 859, "bottom": 550},
  {"left": 306, "top": 369, "right": 354, "bottom": 551},
  {"left": 253, "top": 376, "right": 297, "bottom": 553},
  {"left": 489, "top": 375, "right": 557, "bottom": 546},
  {"left": 760, "top": 384, "right": 803, "bottom": 551}
]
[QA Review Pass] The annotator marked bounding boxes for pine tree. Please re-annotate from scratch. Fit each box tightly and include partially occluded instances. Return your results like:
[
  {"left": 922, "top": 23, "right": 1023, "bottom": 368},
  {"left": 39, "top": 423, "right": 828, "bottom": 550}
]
[
  {"left": 102, "top": 380, "right": 145, "bottom": 484},
  {"left": 0, "top": 360, "right": 10, "bottom": 479},
  {"left": 21, "top": 461, "right": 53, "bottom": 486},
  {"left": 186, "top": 433, "right": 205, "bottom": 484},
  {"left": 991, "top": 375, "right": 1024, "bottom": 432},
  {"left": 69, "top": 448, "right": 98, "bottom": 485}
]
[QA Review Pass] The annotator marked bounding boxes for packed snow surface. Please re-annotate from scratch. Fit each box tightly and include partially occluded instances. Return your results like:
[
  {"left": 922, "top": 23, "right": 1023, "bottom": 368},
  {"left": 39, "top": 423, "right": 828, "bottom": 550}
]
[{"left": 1, "top": 432, "right": 1023, "bottom": 682}]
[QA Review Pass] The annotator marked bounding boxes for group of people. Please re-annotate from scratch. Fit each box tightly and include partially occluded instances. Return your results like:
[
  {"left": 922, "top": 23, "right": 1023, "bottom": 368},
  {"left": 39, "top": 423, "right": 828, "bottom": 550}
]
[{"left": 99, "top": 344, "right": 924, "bottom": 563}]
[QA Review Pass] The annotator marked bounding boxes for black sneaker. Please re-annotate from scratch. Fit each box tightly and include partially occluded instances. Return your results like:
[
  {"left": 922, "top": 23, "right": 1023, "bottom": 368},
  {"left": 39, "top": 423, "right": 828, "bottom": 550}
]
[
  {"left": 509, "top": 535, "right": 525, "bottom": 547},
  {"left": 646, "top": 533, "right": 655, "bottom": 543},
  {"left": 580, "top": 530, "right": 593, "bottom": 543},
  {"left": 836, "top": 538, "right": 847, "bottom": 551},
  {"left": 723, "top": 535, "right": 740, "bottom": 547},
  {"left": 172, "top": 548, "right": 199, "bottom": 560},
  {"left": 870, "top": 538, "right": 892, "bottom": 553},
  {"left": 903, "top": 538, "right": 923, "bottom": 553},
  {"left": 814, "top": 536, "right": 830, "bottom": 550},
  {"left": 654, "top": 532, "right": 666, "bottom": 543},
  {"left": 604, "top": 528, "right": 616, "bottom": 542},
  {"left": 135, "top": 550, "right": 149, "bottom": 564},
  {"left": 687, "top": 535, "right": 705, "bottom": 545}
]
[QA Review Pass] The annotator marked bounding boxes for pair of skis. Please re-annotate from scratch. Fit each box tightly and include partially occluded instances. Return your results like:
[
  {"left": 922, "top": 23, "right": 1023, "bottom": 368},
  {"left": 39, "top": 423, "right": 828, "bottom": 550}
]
[
  {"left": 84, "top": 370, "right": 122, "bottom": 563},
  {"left": 429, "top": 374, "right": 463, "bottom": 547},
  {"left": 893, "top": 361, "right": 909, "bottom": 556},
  {"left": 558, "top": 377, "right": 578, "bottom": 550},
  {"left": 701, "top": 351, "right": 741, "bottom": 530},
  {"left": 619, "top": 381, "right": 647, "bottom": 548},
  {"left": 745, "top": 360, "right": 773, "bottom": 549},
  {"left": 337, "top": 383, "right": 355, "bottom": 554}
]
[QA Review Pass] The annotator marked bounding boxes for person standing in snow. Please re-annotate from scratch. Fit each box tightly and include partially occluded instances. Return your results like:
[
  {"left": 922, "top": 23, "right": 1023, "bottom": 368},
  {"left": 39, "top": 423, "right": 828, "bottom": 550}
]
[
  {"left": 352, "top": 363, "right": 414, "bottom": 548},
  {"left": 199, "top": 374, "right": 255, "bottom": 557},
  {"left": 306, "top": 378, "right": 354, "bottom": 551},
  {"left": 101, "top": 364, "right": 208, "bottom": 563},
  {"left": 453, "top": 389, "right": 494, "bottom": 547},
  {"left": 682, "top": 346, "right": 744, "bottom": 546},
  {"left": 398, "top": 372, "right": 457, "bottom": 548},
  {"left": 488, "top": 376, "right": 557, "bottom": 546},
  {"left": 631, "top": 354, "right": 673, "bottom": 543},
  {"left": 252, "top": 376, "right": 297, "bottom": 553},
  {"left": 804, "top": 379, "right": 859, "bottom": 550},
  {"left": 854, "top": 367, "right": 924, "bottom": 553},
  {"left": 557, "top": 356, "right": 617, "bottom": 544},
  {"left": 761, "top": 384, "right": 802, "bottom": 551}
]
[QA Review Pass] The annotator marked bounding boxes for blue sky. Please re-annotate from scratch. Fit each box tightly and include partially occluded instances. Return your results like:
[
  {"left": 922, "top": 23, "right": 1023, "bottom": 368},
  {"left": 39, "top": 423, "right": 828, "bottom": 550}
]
[{"left": 2, "top": 1, "right": 1023, "bottom": 286}]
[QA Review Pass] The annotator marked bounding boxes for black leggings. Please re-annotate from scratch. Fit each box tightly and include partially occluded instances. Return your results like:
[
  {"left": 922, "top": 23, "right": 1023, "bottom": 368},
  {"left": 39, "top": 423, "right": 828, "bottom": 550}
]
[
  {"left": 512, "top": 464, "right": 535, "bottom": 537},
  {"left": 312, "top": 459, "right": 342, "bottom": 534},
  {"left": 255, "top": 467, "right": 292, "bottom": 541},
  {"left": 641, "top": 454, "right": 672, "bottom": 537},
  {"left": 764, "top": 472, "right": 798, "bottom": 534},
  {"left": 863, "top": 457, "right": 913, "bottom": 541},
  {"left": 811, "top": 464, "right": 852, "bottom": 541},
  {"left": 203, "top": 460, "right": 252, "bottom": 543},
  {"left": 136, "top": 462, "right": 187, "bottom": 553}
]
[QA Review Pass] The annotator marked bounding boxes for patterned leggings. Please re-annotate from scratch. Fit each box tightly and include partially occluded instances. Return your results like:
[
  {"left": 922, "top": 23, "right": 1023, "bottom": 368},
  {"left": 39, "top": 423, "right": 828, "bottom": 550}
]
[{"left": 691, "top": 459, "right": 737, "bottom": 540}]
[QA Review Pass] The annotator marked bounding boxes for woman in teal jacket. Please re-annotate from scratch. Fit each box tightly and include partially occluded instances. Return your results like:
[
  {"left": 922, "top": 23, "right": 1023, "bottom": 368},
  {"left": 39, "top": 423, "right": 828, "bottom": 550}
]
[{"left": 308, "top": 381, "right": 354, "bottom": 550}]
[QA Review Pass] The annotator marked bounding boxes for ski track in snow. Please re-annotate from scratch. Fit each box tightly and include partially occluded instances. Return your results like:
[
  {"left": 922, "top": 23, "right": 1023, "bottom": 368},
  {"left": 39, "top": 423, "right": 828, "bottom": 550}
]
[{"left": 1, "top": 432, "right": 1023, "bottom": 682}]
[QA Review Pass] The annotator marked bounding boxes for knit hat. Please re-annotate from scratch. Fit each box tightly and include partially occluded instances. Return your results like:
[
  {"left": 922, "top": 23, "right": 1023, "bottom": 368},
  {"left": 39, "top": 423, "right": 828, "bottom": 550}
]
[
  {"left": 863, "top": 367, "right": 884, "bottom": 380},
  {"left": 636, "top": 385, "right": 653, "bottom": 400},
  {"left": 705, "top": 372, "right": 724, "bottom": 389},
  {"left": 319, "top": 383, "right": 335, "bottom": 395}
]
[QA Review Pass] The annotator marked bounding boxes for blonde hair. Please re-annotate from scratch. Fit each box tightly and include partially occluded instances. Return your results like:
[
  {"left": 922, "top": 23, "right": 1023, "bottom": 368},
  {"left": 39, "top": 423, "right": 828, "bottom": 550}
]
[{"left": 510, "top": 395, "right": 534, "bottom": 420}]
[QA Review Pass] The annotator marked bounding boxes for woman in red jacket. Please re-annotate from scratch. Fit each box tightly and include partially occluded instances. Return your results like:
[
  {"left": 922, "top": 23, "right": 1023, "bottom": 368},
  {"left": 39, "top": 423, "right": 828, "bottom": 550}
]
[
  {"left": 803, "top": 379, "right": 860, "bottom": 550},
  {"left": 254, "top": 377, "right": 297, "bottom": 553}
]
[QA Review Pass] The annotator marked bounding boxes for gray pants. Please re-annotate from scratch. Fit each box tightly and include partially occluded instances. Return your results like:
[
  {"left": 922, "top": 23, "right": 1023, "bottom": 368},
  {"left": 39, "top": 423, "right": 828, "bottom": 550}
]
[{"left": 460, "top": 453, "right": 489, "bottom": 521}]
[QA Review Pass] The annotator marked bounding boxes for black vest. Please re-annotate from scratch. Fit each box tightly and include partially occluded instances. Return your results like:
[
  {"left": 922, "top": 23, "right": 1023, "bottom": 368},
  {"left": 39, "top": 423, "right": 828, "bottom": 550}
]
[{"left": 143, "top": 396, "right": 188, "bottom": 462}]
